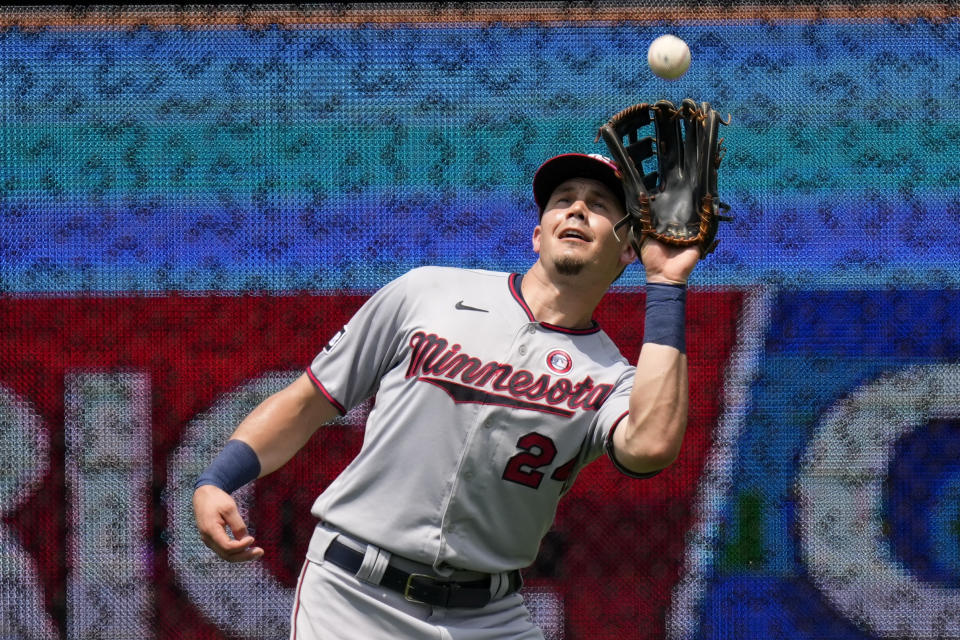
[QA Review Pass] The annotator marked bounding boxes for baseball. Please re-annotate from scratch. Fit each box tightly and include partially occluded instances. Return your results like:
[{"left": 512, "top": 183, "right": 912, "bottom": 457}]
[{"left": 647, "top": 34, "right": 691, "bottom": 80}]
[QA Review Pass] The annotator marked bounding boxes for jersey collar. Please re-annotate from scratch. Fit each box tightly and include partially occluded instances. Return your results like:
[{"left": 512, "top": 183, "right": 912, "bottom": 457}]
[{"left": 508, "top": 273, "right": 601, "bottom": 335}]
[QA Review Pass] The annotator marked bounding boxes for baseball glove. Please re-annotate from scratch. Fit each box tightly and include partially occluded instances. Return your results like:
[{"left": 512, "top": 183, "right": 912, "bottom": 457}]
[{"left": 596, "top": 98, "right": 731, "bottom": 257}]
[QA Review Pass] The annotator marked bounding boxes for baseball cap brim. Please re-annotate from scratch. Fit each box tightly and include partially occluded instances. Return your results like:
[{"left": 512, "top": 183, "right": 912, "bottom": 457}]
[{"left": 532, "top": 153, "right": 625, "bottom": 215}]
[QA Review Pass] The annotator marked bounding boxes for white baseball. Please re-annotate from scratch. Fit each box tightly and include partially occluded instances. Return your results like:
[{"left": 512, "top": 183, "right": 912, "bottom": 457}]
[{"left": 647, "top": 34, "right": 691, "bottom": 80}]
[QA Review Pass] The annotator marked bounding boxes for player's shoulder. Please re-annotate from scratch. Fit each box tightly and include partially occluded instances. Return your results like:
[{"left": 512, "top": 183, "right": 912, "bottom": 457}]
[
  {"left": 584, "top": 326, "right": 632, "bottom": 368},
  {"left": 400, "top": 265, "right": 510, "bottom": 287}
]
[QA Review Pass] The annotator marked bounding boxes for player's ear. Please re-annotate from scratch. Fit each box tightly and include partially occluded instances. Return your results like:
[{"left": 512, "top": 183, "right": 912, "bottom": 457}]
[
  {"left": 619, "top": 238, "right": 637, "bottom": 266},
  {"left": 532, "top": 224, "right": 542, "bottom": 254}
]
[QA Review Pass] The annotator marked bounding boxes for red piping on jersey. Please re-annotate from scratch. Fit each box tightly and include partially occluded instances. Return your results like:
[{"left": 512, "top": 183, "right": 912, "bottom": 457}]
[
  {"left": 606, "top": 410, "right": 662, "bottom": 480},
  {"left": 608, "top": 410, "right": 630, "bottom": 438},
  {"left": 291, "top": 560, "right": 309, "bottom": 639},
  {"left": 508, "top": 273, "right": 601, "bottom": 335},
  {"left": 540, "top": 320, "right": 600, "bottom": 335},
  {"left": 508, "top": 273, "right": 537, "bottom": 321},
  {"left": 305, "top": 367, "right": 347, "bottom": 415}
]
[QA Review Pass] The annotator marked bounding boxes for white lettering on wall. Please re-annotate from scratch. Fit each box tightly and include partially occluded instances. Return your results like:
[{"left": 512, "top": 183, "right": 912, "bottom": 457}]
[
  {"left": 65, "top": 372, "right": 153, "bottom": 638},
  {"left": 0, "top": 383, "right": 57, "bottom": 639},
  {"left": 166, "top": 372, "right": 298, "bottom": 639},
  {"left": 797, "top": 364, "right": 960, "bottom": 638}
]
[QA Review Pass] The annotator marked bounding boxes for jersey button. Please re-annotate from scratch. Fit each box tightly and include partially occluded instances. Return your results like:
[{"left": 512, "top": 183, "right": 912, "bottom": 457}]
[
  {"left": 518, "top": 345, "right": 527, "bottom": 355},
  {"left": 527, "top": 325, "right": 536, "bottom": 334}
]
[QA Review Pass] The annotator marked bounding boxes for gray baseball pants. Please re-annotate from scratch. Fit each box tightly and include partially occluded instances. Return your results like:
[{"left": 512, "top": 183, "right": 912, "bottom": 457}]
[{"left": 290, "top": 527, "right": 544, "bottom": 640}]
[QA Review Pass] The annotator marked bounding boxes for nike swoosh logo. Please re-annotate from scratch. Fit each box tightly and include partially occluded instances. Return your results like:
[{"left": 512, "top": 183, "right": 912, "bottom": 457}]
[{"left": 455, "top": 300, "right": 488, "bottom": 313}]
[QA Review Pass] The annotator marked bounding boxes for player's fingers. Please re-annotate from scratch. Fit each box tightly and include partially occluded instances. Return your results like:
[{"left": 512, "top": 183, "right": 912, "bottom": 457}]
[
  {"left": 200, "top": 526, "right": 263, "bottom": 562},
  {"left": 196, "top": 510, "right": 249, "bottom": 553},
  {"left": 198, "top": 520, "right": 239, "bottom": 552},
  {"left": 223, "top": 506, "right": 250, "bottom": 541},
  {"left": 221, "top": 542, "right": 265, "bottom": 563},
  {"left": 192, "top": 486, "right": 263, "bottom": 561}
]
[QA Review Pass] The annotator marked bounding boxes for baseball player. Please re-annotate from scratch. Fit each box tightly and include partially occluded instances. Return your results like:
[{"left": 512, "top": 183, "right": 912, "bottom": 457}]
[{"left": 193, "top": 152, "right": 699, "bottom": 639}]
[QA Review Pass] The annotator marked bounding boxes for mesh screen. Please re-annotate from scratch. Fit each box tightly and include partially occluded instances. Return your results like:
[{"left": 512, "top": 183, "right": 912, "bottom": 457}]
[{"left": 1, "top": 3, "right": 959, "bottom": 639}]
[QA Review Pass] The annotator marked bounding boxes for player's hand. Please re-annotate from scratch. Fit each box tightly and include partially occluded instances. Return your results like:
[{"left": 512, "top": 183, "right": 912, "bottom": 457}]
[
  {"left": 192, "top": 484, "right": 265, "bottom": 562},
  {"left": 640, "top": 238, "right": 700, "bottom": 285}
]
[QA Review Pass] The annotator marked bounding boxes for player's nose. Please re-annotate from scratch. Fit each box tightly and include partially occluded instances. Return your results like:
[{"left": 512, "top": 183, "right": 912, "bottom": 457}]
[{"left": 565, "top": 198, "right": 588, "bottom": 220}]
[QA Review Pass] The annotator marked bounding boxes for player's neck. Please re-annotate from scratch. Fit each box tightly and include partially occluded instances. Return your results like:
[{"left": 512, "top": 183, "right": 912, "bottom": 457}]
[{"left": 520, "top": 262, "right": 608, "bottom": 329}]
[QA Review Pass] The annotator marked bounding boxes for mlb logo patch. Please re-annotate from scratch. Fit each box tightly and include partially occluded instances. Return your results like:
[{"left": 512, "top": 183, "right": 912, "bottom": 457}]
[{"left": 546, "top": 349, "right": 572, "bottom": 374}]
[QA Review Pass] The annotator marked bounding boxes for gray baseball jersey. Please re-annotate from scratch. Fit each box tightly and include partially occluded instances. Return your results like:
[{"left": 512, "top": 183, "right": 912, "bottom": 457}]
[{"left": 306, "top": 266, "right": 638, "bottom": 574}]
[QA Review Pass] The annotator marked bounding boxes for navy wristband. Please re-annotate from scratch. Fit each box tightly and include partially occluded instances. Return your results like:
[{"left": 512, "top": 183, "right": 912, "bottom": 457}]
[
  {"left": 195, "top": 439, "right": 262, "bottom": 493},
  {"left": 643, "top": 282, "right": 687, "bottom": 353}
]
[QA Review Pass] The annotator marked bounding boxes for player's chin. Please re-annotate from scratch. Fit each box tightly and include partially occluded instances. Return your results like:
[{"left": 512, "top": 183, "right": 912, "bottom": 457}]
[{"left": 553, "top": 255, "right": 588, "bottom": 276}]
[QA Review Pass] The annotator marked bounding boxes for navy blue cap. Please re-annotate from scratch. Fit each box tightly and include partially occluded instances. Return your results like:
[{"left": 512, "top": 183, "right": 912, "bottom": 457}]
[{"left": 532, "top": 153, "right": 625, "bottom": 214}]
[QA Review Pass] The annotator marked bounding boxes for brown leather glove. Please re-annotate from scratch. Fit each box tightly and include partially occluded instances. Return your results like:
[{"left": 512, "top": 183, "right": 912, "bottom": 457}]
[{"left": 597, "top": 98, "right": 732, "bottom": 257}]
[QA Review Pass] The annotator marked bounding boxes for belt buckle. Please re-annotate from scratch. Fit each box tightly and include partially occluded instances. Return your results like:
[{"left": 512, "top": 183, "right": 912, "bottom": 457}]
[{"left": 404, "top": 572, "right": 449, "bottom": 605}]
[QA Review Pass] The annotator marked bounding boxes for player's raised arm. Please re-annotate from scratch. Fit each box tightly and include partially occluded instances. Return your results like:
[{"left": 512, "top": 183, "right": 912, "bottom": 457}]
[
  {"left": 599, "top": 99, "right": 729, "bottom": 476},
  {"left": 192, "top": 373, "right": 339, "bottom": 562},
  {"left": 611, "top": 242, "right": 699, "bottom": 475}
]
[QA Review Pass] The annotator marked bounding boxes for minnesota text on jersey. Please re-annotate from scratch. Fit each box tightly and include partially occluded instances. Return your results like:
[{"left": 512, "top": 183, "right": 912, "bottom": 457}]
[{"left": 406, "top": 331, "right": 613, "bottom": 417}]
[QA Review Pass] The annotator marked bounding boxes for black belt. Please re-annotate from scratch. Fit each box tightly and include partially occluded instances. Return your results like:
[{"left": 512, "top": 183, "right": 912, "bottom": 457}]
[{"left": 323, "top": 538, "right": 521, "bottom": 608}]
